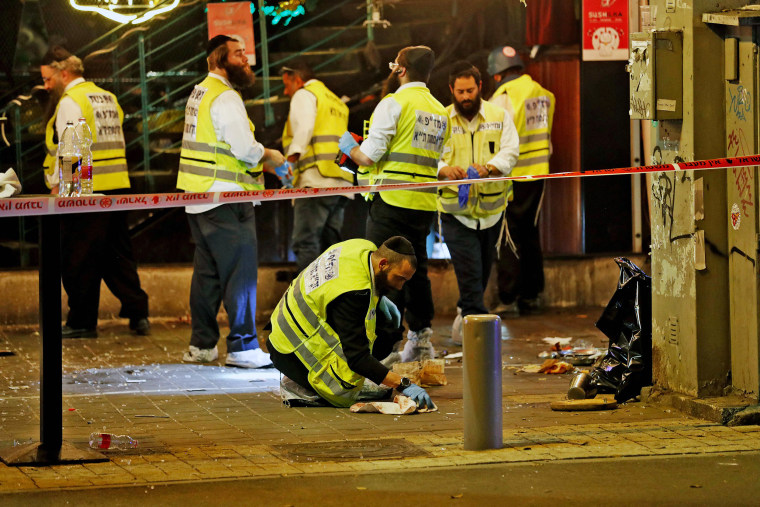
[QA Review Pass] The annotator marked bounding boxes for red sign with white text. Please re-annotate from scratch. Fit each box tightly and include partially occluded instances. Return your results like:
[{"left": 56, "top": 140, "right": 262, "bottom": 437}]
[
  {"left": 207, "top": 1, "right": 256, "bottom": 65},
  {"left": 582, "top": 0, "right": 628, "bottom": 61}
]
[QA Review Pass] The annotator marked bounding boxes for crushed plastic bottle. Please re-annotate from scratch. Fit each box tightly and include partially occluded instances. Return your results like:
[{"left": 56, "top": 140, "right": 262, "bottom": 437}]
[
  {"left": 89, "top": 432, "right": 138, "bottom": 450},
  {"left": 75, "top": 117, "right": 93, "bottom": 195}
]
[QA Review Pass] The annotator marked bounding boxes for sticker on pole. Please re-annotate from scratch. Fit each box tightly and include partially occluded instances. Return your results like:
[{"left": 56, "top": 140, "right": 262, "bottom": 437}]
[{"left": 730, "top": 202, "right": 742, "bottom": 230}]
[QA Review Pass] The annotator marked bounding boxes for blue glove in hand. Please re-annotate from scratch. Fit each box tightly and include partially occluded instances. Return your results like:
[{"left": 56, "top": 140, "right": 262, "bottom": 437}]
[
  {"left": 274, "top": 161, "right": 294, "bottom": 189},
  {"left": 400, "top": 383, "right": 434, "bottom": 410},
  {"left": 377, "top": 295, "right": 401, "bottom": 329},
  {"left": 338, "top": 131, "right": 360, "bottom": 156},
  {"left": 457, "top": 166, "right": 481, "bottom": 208}
]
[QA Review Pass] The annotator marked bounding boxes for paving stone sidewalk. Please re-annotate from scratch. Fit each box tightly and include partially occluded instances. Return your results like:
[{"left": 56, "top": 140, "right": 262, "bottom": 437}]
[{"left": 0, "top": 311, "right": 758, "bottom": 492}]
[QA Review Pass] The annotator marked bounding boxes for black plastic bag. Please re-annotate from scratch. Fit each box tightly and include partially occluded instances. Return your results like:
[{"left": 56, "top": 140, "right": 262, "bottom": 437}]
[{"left": 589, "top": 257, "right": 652, "bottom": 403}]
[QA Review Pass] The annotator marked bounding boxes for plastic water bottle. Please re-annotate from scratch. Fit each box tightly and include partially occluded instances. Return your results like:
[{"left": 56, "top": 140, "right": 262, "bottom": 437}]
[
  {"left": 58, "top": 121, "right": 81, "bottom": 197},
  {"left": 75, "top": 117, "right": 93, "bottom": 195},
  {"left": 89, "top": 432, "right": 138, "bottom": 450}
]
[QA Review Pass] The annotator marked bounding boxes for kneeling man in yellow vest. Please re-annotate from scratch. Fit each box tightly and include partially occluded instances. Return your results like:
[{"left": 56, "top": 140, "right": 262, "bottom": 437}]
[{"left": 266, "top": 236, "right": 435, "bottom": 409}]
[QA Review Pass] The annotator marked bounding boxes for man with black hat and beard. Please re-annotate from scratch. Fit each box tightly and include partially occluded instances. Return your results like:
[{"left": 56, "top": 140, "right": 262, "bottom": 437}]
[
  {"left": 337, "top": 46, "right": 450, "bottom": 365},
  {"left": 436, "top": 61, "right": 519, "bottom": 345},
  {"left": 177, "top": 35, "right": 286, "bottom": 369}
]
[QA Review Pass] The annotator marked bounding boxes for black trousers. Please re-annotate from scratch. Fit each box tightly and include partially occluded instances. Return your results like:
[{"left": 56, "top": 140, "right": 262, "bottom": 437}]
[
  {"left": 441, "top": 213, "right": 501, "bottom": 317},
  {"left": 266, "top": 329, "right": 396, "bottom": 396},
  {"left": 187, "top": 203, "right": 259, "bottom": 352},
  {"left": 365, "top": 196, "right": 435, "bottom": 339},
  {"left": 61, "top": 210, "right": 148, "bottom": 329},
  {"left": 497, "top": 180, "right": 545, "bottom": 304}
]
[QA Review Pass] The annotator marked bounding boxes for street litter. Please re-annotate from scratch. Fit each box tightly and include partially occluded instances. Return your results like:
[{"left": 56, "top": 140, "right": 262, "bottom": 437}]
[
  {"left": 589, "top": 257, "right": 653, "bottom": 403},
  {"left": 444, "top": 352, "right": 463, "bottom": 360},
  {"left": 350, "top": 394, "right": 437, "bottom": 414},
  {"left": 550, "top": 397, "right": 617, "bottom": 411},
  {"left": 392, "top": 359, "right": 447, "bottom": 386},
  {"left": 518, "top": 359, "right": 574, "bottom": 374},
  {"left": 538, "top": 338, "right": 604, "bottom": 366},
  {"left": 541, "top": 337, "right": 573, "bottom": 346}
]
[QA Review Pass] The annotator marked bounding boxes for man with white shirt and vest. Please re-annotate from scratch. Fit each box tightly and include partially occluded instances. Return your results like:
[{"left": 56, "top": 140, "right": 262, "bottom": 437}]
[
  {"left": 488, "top": 46, "right": 555, "bottom": 315},
  {"left": 267, "top": 236, "right": 434, "bottom": 409},
  {"left": 437, "top": 61, "right": 519, "bottom": 345},
  {"left": 339, "top": 46, "right": 450, "bottom": 365},
  {"left": 280, "top": 60, "right": 352, "bottom": 271},
  {"left": 177, "top": 35, "right": 286, "bottom": 368},
  {"left": 40, "top": 46, "right": 150, "bottom": 339}
]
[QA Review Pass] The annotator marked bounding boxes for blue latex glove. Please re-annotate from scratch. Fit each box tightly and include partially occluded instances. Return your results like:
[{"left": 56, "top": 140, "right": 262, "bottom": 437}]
[
  {"left": 274, "top": 161, "right": 294, "bottom": 189},
  {"left": 457, "top": 166, "right": 481, "bottom": 208},
  {"left": 338, "top": 131, "right": 360, "bottom": 156},
  {"left": 377, "top": 296, "right": 401, "bottom": 329},
  {"left": 400, "top": 383, "right": 435, "bottom": 410}
]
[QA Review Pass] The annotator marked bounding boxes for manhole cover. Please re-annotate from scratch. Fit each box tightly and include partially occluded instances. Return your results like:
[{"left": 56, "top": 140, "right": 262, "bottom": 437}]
[{"left": 271, "top": 438, "right": 429, "bottom": 463}]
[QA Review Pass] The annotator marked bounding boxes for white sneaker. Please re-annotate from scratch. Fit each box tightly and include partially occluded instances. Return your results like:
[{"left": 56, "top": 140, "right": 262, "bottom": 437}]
[
  {"left": 400, "top": 327, "right": 436, "bottom": 362},
  {"left": 451, "top": 308, "right": 463, "bottom": 346},
  {"left": 225, "top": 348, "right": 273, "bottom": 369},
  {"left": 183, "top": 345, "right": 219, "bottom": 363}
]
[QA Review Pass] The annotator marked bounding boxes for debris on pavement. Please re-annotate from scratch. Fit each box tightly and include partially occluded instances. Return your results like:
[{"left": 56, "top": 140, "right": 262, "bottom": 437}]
[
  {"left": 392, "top": 359, "right": 447, "bottom": 386},
  {"left": 550, "top": 397, "right": 618, "bottom": 411},
  {"left": 538, "top": 359, "right": 574, "bottom": 374},
  {"left": 350, "top": 394, "right": 437, "bottom": 414},
  {"left": 590, "top": 257, "right": 653, "bottom": 403}
]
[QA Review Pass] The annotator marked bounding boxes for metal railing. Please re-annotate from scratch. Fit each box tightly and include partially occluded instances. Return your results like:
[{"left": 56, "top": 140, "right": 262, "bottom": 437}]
[{"left": 0, "top": 0, "right": 372, "bottom": 267}]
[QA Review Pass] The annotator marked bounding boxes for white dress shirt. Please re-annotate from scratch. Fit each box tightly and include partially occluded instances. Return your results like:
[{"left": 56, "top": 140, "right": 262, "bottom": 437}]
[
  {"left": 46, "top": 77, "right": 86, "bottom": 188},
  {"left": 286, "top": 79, "right": 351, "bottom": 190},
  {"left": 438, "top": 102, "right": 520, "bottom": 230},
  {"left": 358, "top": 81, "right": 432, "bottom": 163},
  {"left": 186, "top": 72, "right": 266, "bottom": 214}
]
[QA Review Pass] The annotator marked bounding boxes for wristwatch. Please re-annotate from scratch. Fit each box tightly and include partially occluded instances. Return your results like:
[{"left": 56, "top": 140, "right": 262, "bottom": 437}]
[{"left": 398, "top": 377, "right": 411, "bottom": 390}]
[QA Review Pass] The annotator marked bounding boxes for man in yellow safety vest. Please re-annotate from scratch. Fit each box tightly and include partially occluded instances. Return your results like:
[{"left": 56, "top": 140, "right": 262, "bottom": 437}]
[
  {"left": 437, "top": 61, "right": 519, "bottom": 345},
  {"left": 280, "top": 60, "right": 352, "bottom": 272},
  {"left": 40, "top": 45, "right": 150, "bottom": 339},
  {"left": 177, "top": 35, "right": 286, "bottom": 369},
  {"left": 488, "top": 46, "right": 555, "bottom": 316},
  {"left": 267, "top": 236, "right": 434, "bottom": 409},
  {"left": 338, "top": 46, "right": 450, "bottom": 365}
]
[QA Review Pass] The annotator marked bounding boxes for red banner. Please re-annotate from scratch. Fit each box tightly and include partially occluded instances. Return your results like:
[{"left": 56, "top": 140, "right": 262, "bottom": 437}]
[
  {"left": 582, "top": 0, "right": 628, "bottom": 61},
  {"left": 207, "top": 1, "right": 256, "bottom": 65}
]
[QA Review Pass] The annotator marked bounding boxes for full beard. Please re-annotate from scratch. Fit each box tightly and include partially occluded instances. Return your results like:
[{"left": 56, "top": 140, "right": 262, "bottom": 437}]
[
  {"left": 381, "top": 70, "right": 401, "bottom": 97},
  {"left": 44, "top": 87, "right": 63, "bottom": 123},
  {"left": 453, "top": 93, "right": 481, "bottom": 118},
  {"left": 224, "top": 61, "right": 255, "bottom": 89}
]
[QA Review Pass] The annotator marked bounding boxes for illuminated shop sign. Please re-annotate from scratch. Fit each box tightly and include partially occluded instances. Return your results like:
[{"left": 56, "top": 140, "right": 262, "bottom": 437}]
[{"left": 69, "top": 0, "right": 181, "bottom": 25}]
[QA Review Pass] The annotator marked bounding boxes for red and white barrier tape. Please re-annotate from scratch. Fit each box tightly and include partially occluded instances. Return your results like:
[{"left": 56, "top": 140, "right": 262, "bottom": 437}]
[{"left": 2, "top": 154, "right": 758, "bottom": 218}]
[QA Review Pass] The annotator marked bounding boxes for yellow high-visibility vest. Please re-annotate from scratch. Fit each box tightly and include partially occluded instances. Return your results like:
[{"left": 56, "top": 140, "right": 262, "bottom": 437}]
[
  {"left": 282, "top": 80, "right": 351, "bottom": 184},
  {"left": 363, "top": 85, "right": 450, "bottom": 211},
  {"left": 492, "top": 74, "right": 554, "bottom": 177},
  {"left": 268, "top": 239, "right": 379, "bottom": 408},
  {"left": 438, "top": 101, "right": 511, "bottom": 218},
  {"left": 177, "top": 76, "right": 263, "bottom": 192},
  {"left": 44, "top": 81, "right": 130, "bottom": 191}
]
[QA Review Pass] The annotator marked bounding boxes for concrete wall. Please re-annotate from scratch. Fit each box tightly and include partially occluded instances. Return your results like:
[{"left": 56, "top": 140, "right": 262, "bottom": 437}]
[{"left": 0, "top": 255, "right": 648, "bottom": 326}]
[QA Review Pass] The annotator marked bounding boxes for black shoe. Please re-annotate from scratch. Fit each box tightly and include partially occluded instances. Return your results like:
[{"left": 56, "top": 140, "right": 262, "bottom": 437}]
[
  {"left": 518, "top": 298, "right": 543, "bottom": 315},
  {"left": 129, "top": 318, "right": 151, "bottom": 336},
  {"left": 62, "top": 326, "right": 98, "bottom": 339}
]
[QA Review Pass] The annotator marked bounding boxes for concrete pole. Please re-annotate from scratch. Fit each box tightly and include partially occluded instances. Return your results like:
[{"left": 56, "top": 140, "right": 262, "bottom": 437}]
[{"left": 463, "top": 314, "right": 502, "bottom": 450}]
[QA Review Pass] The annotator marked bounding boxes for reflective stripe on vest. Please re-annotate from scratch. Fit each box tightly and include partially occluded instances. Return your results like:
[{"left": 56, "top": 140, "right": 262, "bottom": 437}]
[
  {"left": 268, "top": 239, "right": 379, "bottom": 407},
  {"left": 492, "top": 74, "right": 554, "bottom": 177},
  {"left": 438, "top": 101, "right": 511, "bottom": 218},
  {"left": 177, "top": 76, "right": 264, "bottom": 192},
  {"left": 44, "top": 81, "right": 130, "bottom": 191},
  {"left": 282, "top": 80, "right": 351, "bottom": 183},
  {"left": 369, "top": 86, "right": 450, "bottom": 211}
]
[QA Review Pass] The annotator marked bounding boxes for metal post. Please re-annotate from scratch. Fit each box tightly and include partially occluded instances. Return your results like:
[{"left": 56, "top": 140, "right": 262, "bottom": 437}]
[
  {"left": 38, "top": 214, "right": 62, "bottom": 458},
  {"left": 463, "top": 314, "right": 502, "bottom": 450},
  {"left": 138, "top": 33, "right": 153, "bottom": 190},
  {"left": 13, "top": 106, "right": 29, "bottom": 267},
  {"left": 366, "top": 0, "right": 374, "bottom": 42},
  {"left": 0, "top": 214, "right": 106, "bottom": 465},
  {"left": 258, "top": 0, "right": 275, "bottom": 127}
]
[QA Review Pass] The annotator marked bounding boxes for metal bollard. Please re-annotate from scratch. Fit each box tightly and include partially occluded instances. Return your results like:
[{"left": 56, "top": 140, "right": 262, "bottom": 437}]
[{"left": 463, "top": 314, "right": 502, "bottom": 450}]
